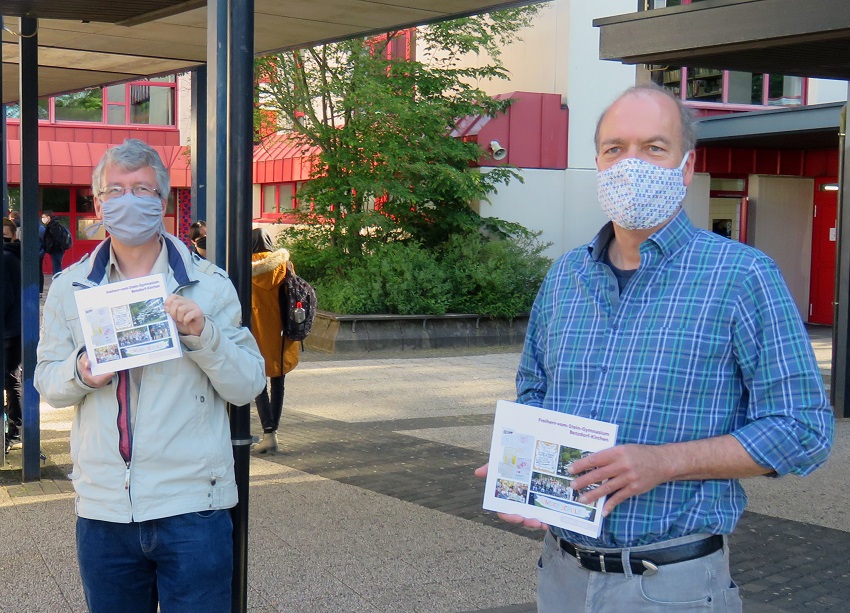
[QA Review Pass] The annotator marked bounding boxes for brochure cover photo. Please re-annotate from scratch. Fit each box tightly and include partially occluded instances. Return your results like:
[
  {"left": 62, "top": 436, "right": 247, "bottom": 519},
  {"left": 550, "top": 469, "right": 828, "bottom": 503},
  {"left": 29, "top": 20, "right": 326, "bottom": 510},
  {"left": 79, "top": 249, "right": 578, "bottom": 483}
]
[
  {"left": 483, "top": 400, "right": 618, "bottom": 539},
  {"left": 74, "top": 273, "right": 182, "bottom": 375}
]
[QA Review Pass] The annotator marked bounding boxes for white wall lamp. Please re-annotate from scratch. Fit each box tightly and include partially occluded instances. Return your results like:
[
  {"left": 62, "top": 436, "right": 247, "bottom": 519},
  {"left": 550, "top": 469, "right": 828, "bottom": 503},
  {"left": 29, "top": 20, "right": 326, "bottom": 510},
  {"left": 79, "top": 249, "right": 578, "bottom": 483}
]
[{"left": 489, "top": 140, "right": 507, "bottom": 161}]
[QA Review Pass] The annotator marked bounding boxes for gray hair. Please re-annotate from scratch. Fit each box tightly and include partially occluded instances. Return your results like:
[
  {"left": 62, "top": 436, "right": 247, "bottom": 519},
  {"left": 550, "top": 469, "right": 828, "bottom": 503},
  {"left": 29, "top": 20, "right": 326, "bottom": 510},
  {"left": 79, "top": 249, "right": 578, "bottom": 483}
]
[
  {"left": 593, "top": 84, "right": 697, "bottom": 154},
  {"left": 92, "top": 139, "right": 170, "bottom": 198}
]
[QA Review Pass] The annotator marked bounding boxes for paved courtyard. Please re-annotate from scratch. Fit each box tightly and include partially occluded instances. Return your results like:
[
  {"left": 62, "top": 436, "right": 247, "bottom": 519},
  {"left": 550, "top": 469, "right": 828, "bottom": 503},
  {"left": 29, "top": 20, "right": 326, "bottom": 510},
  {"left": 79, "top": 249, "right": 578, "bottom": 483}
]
[{"left": 1, "top": 326, "right": 847, "bottom": 612}]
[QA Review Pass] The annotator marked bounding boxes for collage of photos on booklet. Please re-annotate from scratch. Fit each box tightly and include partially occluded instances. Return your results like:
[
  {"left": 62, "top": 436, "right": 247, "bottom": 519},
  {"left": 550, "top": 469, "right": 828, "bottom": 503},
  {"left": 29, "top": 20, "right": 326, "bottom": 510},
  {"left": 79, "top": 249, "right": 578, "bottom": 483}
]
[
  {"left": 87, "top": 297, "right": 173, "bottom": 364},
  {"left": 494, "top": 431, "right": 601, "bottom": 523}
]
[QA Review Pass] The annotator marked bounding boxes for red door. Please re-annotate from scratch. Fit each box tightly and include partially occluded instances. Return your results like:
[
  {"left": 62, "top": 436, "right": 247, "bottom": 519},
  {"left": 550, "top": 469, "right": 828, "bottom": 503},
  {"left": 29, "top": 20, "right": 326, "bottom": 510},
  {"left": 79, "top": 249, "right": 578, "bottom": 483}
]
[{"left": 808, "top": 178, "right": 838, "bottom": 325}]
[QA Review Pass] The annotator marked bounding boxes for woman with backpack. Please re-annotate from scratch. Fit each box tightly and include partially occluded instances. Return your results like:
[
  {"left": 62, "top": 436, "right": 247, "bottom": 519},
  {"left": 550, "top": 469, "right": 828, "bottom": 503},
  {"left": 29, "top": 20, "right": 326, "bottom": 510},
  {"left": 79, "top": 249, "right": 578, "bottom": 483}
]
[{"left": 250, "top": 228, "right": 300, "bottom": 454}]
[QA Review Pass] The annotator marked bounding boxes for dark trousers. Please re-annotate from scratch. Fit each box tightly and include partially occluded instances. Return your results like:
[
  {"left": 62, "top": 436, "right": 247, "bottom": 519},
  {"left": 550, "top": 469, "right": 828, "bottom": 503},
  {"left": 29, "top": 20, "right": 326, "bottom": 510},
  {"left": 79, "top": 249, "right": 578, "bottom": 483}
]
[
  {"left": 3, "top": 338, "right": 23, "bottom": 435},
  {"left": 255, "top": 375, "right": 284, "bottom": 433},
  {"left": 50, "top": 251, "right": 64, "bottom": 274},
  {"left": 38, "top": 253, "right": 45, "bottom": 294}
]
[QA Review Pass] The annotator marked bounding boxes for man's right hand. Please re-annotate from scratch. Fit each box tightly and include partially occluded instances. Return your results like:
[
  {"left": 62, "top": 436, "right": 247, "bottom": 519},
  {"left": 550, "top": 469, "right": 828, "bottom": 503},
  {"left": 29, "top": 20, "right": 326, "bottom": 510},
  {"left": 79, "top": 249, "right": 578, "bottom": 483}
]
[
  {"left": 474, "top": 463, "right": 550, "bottom": 531},
  {"left": 77, "top": 352, "right": 114, "bottom": 388}
]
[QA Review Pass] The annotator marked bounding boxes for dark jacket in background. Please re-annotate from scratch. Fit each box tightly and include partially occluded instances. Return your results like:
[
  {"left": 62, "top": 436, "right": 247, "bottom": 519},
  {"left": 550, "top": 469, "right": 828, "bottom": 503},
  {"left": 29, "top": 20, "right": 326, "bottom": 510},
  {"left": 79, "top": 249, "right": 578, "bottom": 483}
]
[{"left": 3, "top": 240, "right": 21, "bottom": 339}]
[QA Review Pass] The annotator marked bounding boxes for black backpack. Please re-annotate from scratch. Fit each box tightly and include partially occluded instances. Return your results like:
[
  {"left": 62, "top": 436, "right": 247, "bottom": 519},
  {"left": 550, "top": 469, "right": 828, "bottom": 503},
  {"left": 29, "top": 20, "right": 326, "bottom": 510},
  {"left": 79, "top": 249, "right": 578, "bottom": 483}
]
[
  {"left": 45, "top": 221, "right": 72, "bottom": 254},
  {"left": 279, "top": 261, "right": 316, "bottom": 341},
  {"left": 59, "top": 224, "right": 73, "bottom": 251}
]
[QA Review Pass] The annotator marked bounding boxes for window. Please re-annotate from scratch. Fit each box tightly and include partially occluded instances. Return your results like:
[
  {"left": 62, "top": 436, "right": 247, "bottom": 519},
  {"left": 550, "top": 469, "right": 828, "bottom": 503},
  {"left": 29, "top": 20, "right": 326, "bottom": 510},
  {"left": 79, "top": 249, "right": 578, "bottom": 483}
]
[
  {"left": 106, "top": 76, "right": 177, "bottom": 126},
  {"left": 259, "top": 182, "right": 307, "bottom": 217},
  {"left": 653, "top": 67, "right": 805, "bottom": 107},
  {"left": 5, "top": 99, "right": 49, "bottom": 120},
  {"left": 55, "top": 88, "right": 103, "bottom": 122},
  {"left": 263, "top": 184, "right": 278, "bottom": 214},
  {"left": 40, "top": 187, "right": 71, "bottom": 213}
]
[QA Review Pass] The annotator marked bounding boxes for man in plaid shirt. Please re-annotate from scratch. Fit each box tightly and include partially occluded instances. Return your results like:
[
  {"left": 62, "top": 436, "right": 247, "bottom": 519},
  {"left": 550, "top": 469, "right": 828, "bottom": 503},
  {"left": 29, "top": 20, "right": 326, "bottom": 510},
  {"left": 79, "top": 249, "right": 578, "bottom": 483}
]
[{"left": 477, "top": 85, "right": 833, "bottom": 612}]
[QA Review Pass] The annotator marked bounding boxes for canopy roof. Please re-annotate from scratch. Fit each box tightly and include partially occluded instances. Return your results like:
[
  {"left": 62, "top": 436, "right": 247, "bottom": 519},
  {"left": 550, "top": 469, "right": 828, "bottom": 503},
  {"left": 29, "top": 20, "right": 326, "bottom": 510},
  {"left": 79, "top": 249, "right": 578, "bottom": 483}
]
[
  {"left": 594, "top": 0, "right": 850, "bottom": 81},
  {"left": 1, "top": 0, "right": 535, "bottom": 104}
]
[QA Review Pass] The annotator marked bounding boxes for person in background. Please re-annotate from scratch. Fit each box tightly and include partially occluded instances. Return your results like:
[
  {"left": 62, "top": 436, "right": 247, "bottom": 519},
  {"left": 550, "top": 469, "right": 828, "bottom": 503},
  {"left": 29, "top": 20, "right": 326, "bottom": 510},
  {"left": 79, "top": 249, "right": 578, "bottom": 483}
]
[
  {"left": 191, "top": 220, "right": 207, "bottom": 238},
  {"left": 475, "top": 85, "right": 833, "bottom": 612},
  {"left": 7, "top": 209, "right": 45, "bottom": 292},
  {"left": 188, "top": 224, "right": 207, "bottom": 259},
  {"left": 2, "top": 218, "right": 22, "bottom": 452},
  {"left": 35, "top": 139, "right": 266, "bottom": 612},
  {"left": 41, "top": 210, "right": 67, "bottom": 274},
  {"left": 8, "top": 210, "right": 22, "bottom": 241},
  {"left": 250, "top": 227, "right": 300, "bottom": 454}
]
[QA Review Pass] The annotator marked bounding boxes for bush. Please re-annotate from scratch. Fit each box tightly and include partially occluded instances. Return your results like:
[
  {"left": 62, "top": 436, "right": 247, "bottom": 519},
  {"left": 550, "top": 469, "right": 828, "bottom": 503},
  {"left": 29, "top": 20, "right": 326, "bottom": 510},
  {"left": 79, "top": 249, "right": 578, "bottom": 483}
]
[{"left": 275, "top": 223, "right": 551, "bottom": 317}]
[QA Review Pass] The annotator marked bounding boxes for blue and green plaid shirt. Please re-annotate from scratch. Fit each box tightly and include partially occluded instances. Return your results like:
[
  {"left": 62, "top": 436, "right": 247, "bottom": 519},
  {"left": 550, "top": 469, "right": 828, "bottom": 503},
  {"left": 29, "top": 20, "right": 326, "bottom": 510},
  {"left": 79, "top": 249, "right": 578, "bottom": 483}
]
[{"left": 517, "top": 209, "right": 834, "bottom": 549}]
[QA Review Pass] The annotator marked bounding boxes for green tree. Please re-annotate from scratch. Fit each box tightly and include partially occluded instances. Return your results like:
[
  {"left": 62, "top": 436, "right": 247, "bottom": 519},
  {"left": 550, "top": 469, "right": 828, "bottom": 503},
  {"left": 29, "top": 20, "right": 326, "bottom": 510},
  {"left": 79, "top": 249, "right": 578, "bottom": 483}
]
[{"left": 255, "top": 6, "right": 541, "bottom": 254}]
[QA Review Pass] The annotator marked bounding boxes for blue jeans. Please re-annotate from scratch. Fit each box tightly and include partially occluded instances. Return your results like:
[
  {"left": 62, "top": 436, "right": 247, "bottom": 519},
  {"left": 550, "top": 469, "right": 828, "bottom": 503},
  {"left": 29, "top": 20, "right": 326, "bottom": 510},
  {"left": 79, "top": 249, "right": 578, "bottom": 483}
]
[
  {"left": 76, "top": 510, "right": 233, "bottom": 613},
  {"left": 537, "top": 530, "right": 742, "bottom": 612}
]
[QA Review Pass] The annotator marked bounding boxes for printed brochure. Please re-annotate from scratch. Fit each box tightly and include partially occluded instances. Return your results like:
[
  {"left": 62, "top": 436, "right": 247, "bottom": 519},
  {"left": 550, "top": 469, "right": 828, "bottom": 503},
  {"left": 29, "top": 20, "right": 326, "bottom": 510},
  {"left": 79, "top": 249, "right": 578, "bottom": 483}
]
[
  {"left": 73, "top": 273, "right": 182, "bottom": 375},
  {"left": 483, "top": 400, "right": 618, "bottom": 539}
]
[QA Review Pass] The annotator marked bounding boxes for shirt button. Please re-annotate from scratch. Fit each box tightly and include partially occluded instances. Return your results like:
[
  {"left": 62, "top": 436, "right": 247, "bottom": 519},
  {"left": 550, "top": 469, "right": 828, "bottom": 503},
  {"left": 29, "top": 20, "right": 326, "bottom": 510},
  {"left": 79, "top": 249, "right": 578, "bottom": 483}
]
[
  {"left": 608, "top": 285, "right": 616, "bottom": 292},
  {"left": 600, "top": 365, "right": 608, "bottom": 373},
  {"left": 611, "top": 322, "right": 619, "bottom": 331}
]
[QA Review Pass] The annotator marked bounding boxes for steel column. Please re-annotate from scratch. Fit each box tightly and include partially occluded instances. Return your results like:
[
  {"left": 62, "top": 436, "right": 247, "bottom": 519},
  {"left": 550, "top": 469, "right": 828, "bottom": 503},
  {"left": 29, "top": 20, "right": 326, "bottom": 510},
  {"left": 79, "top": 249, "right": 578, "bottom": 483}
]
[
  {"left": 190, "top": 65, "right": 208, "bottom": 224},
  {"left": 832, "top": 104, "right": 849, "bottom": 416},
  {"left": 19, "top": 16, "right": 41, "bottom": 480},
  {"left": 227, "top": 0, "right": 255, "bottom": 610}
]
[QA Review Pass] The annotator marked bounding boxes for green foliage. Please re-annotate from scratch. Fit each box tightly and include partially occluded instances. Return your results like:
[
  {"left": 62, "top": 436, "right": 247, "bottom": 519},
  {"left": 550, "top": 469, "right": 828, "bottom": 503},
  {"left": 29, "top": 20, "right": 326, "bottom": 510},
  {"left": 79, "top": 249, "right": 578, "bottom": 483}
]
[
  {"left": 254, "top": 5, "right": 541, "bottom": 252},
  {"left": 276, "top": 225, "right": 552, "bottom": 317},
  {"left": 259, "top": 5, "right": 550, "bottom": 317}
]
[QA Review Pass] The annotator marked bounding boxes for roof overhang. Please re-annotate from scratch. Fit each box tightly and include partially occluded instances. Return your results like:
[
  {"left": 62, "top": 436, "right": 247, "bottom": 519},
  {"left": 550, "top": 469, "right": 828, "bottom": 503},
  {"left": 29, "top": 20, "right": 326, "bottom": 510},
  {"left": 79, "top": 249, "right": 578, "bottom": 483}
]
[
  {"left": 2, "top": 0, "right": 539, "bottom": 104},
  {"left": 594, "top": 0, "right": 850, "bottom": 81},
  {"left": 696, "top": 102, "right": 844, "bottom": 149}
]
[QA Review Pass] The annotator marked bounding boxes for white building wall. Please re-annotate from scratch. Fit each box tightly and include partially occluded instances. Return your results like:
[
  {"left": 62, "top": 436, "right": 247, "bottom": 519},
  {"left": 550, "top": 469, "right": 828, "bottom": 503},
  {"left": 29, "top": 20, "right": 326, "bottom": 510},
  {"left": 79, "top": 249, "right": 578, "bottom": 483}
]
[
  {"left": 477, "top": 168, "right": 567, "bottom": 259},
  {"left": 806, "top": 78, "right": 849, "bottom": 105},
  {"left": 682, "top": 173, "right": 711, "bottom": 231},
  {"left": 469, "top": 0, "right": 637, "bottom": 257},
  {"left": 564, "top": 1, "right": 636, "bottom": 171},
  {"left": 747, "top": 175, "right": 814, "bottom": 320},
  {"left": 177, "top": 72, "right": 193, "bottom": 147}
]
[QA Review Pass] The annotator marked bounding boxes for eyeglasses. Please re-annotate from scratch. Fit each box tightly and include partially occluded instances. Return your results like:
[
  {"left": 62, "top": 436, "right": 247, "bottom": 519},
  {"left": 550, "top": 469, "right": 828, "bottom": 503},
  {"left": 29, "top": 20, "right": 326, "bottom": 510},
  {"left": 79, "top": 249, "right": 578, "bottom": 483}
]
[{"left": 98, "top": 185, "right": 162, "bottom": 201}]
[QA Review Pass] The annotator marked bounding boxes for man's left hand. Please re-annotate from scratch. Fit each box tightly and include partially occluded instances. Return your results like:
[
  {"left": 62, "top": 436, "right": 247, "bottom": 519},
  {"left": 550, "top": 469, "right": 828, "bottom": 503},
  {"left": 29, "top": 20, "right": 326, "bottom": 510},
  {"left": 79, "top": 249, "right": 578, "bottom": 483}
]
[
  {"left": 165, "top": 295, "right": 205, "bottom": 337},
  {"left": 568, "top": 444, "right": 672, "bottom": 518}
]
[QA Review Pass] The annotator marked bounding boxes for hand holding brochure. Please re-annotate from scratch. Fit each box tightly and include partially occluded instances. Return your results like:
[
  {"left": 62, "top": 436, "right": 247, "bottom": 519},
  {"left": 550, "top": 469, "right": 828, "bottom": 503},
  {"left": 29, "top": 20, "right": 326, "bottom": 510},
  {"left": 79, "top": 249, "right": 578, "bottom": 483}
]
[
  {"left": 482, "top": 400, "right": 618, "bottom": 539},
  {"left": 74, "top": 273, "right": 182, "bottom": 375}
]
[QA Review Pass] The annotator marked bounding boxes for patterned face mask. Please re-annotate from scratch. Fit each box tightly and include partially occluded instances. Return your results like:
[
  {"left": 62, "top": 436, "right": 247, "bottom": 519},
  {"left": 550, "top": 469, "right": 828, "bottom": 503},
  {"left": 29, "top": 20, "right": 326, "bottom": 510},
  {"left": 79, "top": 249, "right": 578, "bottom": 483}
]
[{"left": 597, "top": 153, "right": 690, "bottom": 230}]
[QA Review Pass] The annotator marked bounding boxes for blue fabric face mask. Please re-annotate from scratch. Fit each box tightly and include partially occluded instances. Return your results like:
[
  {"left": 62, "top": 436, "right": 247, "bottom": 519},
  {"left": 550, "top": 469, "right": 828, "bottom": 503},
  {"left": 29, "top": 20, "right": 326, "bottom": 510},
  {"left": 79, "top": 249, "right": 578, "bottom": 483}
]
[
  {"left": 97, "top": 193, "right": 164, "bottom": 246},
  {"left": 597, "top": 153, "right": 690, "bottom": 230}
]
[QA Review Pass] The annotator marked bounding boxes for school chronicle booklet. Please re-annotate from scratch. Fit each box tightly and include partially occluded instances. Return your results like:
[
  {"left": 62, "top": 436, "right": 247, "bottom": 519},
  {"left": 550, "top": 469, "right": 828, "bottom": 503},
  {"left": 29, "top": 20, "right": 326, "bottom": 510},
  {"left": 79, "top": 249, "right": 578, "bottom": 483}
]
[
  {"left": 74, "top": 273, "right": 182, "bottom": 376},
  {"left": 483, "top": 400, "right": 618, "bottom": 539}
]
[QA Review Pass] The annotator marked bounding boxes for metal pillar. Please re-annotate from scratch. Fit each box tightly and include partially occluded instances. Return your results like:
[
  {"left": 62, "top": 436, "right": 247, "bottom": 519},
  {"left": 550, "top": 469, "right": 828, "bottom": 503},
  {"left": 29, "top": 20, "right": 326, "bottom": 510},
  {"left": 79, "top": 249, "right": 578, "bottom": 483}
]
[
  {"left": 19, "top": 16, "right": 41, "bottom": 480},
  {"left": 190, "top": 65, "right": 208, "bottom": 224},
  {"left": 207, "top": 0, "right": 229, "bottom": 270},
  {"left": 832, "top": 104, "right": 849, "bottom": 417},
  {"left": 226, "top": 0, "right": 254, "bottom": 610},
  {"left": 1, "top": 16, "right": 6, "bottom": 465}
]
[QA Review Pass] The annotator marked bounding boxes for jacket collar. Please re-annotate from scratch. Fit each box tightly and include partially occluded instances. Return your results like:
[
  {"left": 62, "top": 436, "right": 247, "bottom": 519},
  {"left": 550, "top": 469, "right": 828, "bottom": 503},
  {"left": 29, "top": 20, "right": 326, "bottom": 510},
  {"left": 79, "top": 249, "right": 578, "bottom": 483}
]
[{"left": 86, "top": 233, "right": 196, "bottom": 287}]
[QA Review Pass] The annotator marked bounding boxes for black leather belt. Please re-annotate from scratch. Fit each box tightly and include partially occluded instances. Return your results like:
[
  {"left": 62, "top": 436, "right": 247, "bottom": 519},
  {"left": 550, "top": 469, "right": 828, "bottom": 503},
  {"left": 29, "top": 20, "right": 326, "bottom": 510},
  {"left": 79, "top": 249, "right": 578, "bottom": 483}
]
[{"left": 557, "top": 535, "right": 723, "bottom": 575}]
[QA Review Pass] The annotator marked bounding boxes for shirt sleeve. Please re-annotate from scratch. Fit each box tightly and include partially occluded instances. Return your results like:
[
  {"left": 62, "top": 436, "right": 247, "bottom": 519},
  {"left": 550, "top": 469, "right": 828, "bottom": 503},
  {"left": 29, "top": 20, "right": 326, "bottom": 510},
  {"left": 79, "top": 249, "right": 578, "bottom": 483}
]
[
  {"left": 516, "top": 275, "right": 550, "bottom": 408},
  {"left": 730, "top": 257, "right": 834, "bottom": 476}
]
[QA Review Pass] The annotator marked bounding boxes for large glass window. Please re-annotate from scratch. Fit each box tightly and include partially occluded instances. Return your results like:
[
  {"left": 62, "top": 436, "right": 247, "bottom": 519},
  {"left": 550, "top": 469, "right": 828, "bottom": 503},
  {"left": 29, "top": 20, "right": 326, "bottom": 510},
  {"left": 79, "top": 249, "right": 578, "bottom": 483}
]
[
  {"left": 5, "top": 99, "right": 50, "bottom": 119},
  {"left": 654, "top": 67, "right": 804, "bottom": 107},
  {"left": 55, "top": 88, "right": 103, "bottom": 122},
  {"left": 768, "top": 74, "right": 804, "bottom": 106},
  {"left": 263, "top": 185, "right": 278, "bottom": 214},
  {"left": 130, "top": 84, "right": 175, "bottom": 125},
  {"left": 40, "top": 187, "right": 71, "bottom": 213}
]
